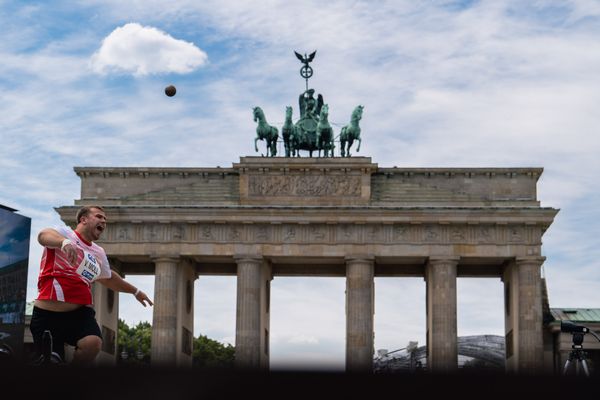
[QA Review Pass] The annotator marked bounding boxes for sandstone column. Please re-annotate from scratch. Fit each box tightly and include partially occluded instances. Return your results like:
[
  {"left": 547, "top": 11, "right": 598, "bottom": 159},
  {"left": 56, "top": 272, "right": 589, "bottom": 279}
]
[
  {"left": 175, "top": 258, "right": 196, "bottom": 367},
  {"left": 235, "top": 256, "right": 265, "bottom": 369},
  {"left": 92, "top": 257, "right": 121, "bottom": 365},
  {"left": 151, "top": 256, "right": 179, "bottom": 365},
  {"left": 503, "top": 256, "right": 545, "bottom": 373},
  {"left": 345, "top": 256, "right": 375, "bottom": 372},
  {"left": 426, "top": 256, "right": 459, "bottom": 372}
]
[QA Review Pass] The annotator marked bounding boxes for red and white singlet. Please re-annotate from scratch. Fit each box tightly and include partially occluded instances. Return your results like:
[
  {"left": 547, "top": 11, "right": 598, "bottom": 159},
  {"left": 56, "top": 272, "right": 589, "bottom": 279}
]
[{"left": 36, "top": 226, "right": 111, "bottom": 305}]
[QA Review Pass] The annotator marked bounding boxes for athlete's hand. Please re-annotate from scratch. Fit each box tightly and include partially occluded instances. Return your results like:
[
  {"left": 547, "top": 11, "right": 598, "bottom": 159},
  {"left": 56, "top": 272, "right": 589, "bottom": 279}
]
[
  {"left": 61, "top": 239, "right": 78, "bottom": 265},
  {"left": 134, "top": 290, "right": 154, "bottom": 307}
]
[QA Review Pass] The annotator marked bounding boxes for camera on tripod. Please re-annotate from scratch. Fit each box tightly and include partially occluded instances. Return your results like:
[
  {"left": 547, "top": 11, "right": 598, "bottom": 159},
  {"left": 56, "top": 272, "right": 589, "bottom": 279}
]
[
  {"left": 560, "top": 321, "right": 600, "bottom": 376},
  {"left": 561, "top": 321, "right": 589, "bottom": 348}
]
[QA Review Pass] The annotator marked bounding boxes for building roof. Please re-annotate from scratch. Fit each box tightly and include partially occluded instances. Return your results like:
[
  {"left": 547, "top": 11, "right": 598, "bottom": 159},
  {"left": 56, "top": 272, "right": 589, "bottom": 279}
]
[{"left": 550, "top": 308, "right": 600, "bottom": 323}]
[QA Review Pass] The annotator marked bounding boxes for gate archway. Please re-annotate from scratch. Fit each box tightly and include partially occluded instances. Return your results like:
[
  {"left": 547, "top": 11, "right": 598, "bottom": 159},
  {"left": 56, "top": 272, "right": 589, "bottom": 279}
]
[{"left": 57, "top": 157, "right": 557, "bottom": 373}]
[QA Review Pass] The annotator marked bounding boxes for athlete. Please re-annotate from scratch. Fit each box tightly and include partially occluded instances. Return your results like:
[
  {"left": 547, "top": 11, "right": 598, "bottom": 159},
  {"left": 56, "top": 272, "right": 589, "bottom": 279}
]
[{"left": 30, "top": 205, "right": 153, "bottom": 365}]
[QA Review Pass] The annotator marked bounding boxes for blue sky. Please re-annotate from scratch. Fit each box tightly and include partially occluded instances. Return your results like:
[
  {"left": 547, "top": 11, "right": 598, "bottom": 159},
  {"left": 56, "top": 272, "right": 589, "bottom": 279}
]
[{"left": 1, "top": 0, "right": 600, "bottom": 369}]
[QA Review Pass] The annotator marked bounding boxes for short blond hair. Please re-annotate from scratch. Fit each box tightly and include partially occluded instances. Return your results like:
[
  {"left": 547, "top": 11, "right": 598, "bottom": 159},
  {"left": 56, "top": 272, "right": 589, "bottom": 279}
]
[{"left": 76, "top": 205, "right": 105, "bottom": 224}]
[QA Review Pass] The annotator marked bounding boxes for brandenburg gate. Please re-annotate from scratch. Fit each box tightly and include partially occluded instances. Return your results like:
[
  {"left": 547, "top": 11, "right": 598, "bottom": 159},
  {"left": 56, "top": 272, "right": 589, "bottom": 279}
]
[{"left": 56, "top": 156, "right": 557, "bottom": 373}]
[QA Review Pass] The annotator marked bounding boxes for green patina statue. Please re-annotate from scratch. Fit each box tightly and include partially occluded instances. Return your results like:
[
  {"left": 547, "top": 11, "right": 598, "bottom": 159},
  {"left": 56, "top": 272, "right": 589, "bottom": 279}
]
[
  {"left": 252, "top": 51, "right": 364, "bottom": 158},
  {"left": 316, "top": 104, "right": 334, "bottom": 157},
  {"left": 282, "top": 106, "right": 295, "bottom": 157},
  {"left": 290, "top": 86, "right": 327, "bottom": 157},
  {"left": 299, "top": 88, "right": 324, "bottom": 120},
  {"left": 340, "top": 105, "right": 363, "bottom": 157},
  {"left": 253, "top": 106, "right": 278, "bottom": 157}
]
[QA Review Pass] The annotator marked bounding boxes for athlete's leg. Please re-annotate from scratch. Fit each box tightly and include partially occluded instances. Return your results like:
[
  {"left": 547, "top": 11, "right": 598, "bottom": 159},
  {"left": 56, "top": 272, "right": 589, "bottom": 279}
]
[
  {"left": 66, "top": 307, "right": 103, "bottom": 365},
  {"left": 72, "top": 335, "right": 102, "bottom": 365},
  {"left": 30, "top": 307, "right": 66, "bottom": 362}
]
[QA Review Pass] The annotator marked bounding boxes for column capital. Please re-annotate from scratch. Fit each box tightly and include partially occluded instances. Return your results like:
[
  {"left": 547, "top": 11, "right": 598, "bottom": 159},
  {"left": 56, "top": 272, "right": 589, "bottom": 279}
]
[
  {"left": 234, "top": 255, "right": 263, "bottom": 264},
  {"left": 345, "top": 255, "right": 375, "bottom": 264},
  {"left": 515, "top": 256, "right": 546, "bottom": 266},
  {"left": 428, "top": 256, "right": 460, "bottom": 266},
  {"left": 151, "top": 255, "right": 180, "bottom": 264}
]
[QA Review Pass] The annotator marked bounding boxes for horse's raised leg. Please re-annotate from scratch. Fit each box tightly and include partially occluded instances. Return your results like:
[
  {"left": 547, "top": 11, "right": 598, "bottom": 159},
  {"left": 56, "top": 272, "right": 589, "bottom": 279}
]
[{"left": 356, "top": 138, "right": 361, "bottom": 153}]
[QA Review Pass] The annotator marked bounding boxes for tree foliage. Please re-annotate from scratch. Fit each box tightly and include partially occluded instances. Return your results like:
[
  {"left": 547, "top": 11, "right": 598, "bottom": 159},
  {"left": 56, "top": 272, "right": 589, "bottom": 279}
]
[
  {"left": 118, "top": 319, "right": 151, "bottom": 365},
  {"left": 192, "top": 334, "right": 235, "bottom": 369},
  {"left": 118, "top": 319, "right": 235, "bottom": 368}
]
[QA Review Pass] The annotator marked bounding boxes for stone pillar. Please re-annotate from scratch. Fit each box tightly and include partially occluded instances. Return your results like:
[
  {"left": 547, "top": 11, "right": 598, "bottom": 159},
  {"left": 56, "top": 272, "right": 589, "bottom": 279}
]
[
  {"left": 345, "top": 256, "right": 375, "bottom": 373},
  {"left": 235, "top": 256, "right": 271, "bottom": 369},
  {"left": 175, "top": 258, "right": 196, "bottom": 367},
  {"left": 92, "top": 257, "right": 121, "bottom": 365},
  {"left": 425, "top": 257, "right": 459, "bottom": 373},
  {"left": 151, "top": 256, "right": 179, "bottom": 365},
  {"left": 503, "top": 256, "right": 545, "bottom": 373}
]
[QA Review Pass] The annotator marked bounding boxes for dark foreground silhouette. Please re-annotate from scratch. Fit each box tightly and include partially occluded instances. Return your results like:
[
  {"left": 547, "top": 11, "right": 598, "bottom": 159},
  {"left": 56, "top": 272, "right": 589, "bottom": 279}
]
[{"left": 0, "top": 364, "right": 597, "bottom": 400}]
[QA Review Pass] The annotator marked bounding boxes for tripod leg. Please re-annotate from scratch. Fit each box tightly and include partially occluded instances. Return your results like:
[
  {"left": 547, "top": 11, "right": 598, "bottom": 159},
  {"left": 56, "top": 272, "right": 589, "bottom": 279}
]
[
  {"left": 580, "top": 359, "right": 590, "bottom": 377},
  {"left": 563, "top": 359, "right": 571, "bottom": 375}
]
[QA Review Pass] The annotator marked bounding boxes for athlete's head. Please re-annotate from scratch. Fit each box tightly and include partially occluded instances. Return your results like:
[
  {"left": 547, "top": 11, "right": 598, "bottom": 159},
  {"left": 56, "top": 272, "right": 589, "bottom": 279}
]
[{"left": 76, "top": 205, "right": 107, "bottom": 242}]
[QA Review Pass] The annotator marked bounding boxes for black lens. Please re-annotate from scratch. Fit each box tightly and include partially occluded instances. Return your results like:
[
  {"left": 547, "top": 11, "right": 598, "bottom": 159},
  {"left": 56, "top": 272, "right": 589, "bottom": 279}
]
[{"left": 561, "top": 321, "right": 587, "bottom": 333}]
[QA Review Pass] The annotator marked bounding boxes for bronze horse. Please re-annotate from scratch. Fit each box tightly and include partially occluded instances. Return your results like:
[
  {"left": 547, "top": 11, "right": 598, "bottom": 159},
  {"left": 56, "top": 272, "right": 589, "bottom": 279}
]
[
  {"left": 253, "top": 106, "right": 278, "bottom": 157},
  {"left": 282, "top": 106, "right": 295, "bottom": 157},
  {"left": 316, "top": 104, "right": 334, "bottom": 157},
  {"left": 340, "top": 105, "right": 363, "bottom": 157}
]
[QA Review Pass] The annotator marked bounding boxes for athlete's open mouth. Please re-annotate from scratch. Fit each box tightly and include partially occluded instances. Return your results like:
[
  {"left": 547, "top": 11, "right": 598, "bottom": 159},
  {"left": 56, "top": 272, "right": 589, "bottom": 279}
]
[{"left": 96, "top": 225, "right": 105, "bottom": 233}]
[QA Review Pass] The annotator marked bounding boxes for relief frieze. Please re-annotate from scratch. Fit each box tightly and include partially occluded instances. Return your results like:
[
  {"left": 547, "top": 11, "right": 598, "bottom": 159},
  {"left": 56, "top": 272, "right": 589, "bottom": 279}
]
[
  {"left": 248, "top": 175, "right": 361, "bottom": 197},
  {"left": 283, "top": 226, "right": 298, "bottom": 242},
  {"left": 143, "top": 224, "right": 160, "bottom": 241},
  {"left": 200, "top": 225, "right": 214, "bottom": 241},
  {"left": 393, "top": 225, "right": 409, "bottom": 242},
  {"left": 337, "top": 224, "right": 358, "bottom": 243},
  {"left": 366, "top": 225, "right": 381, "bottom": 242},
  {"left": 254, "top": 225, "right": 271, "bottom": 242},
  {"left": 171, "top": 224, "right": 185, "bottom": 241},
  {"left": 227, "top": 225, "right": 242, "bottom": 242},
  {"left": 116, "top": 225, "right": 132, "bottom": 241},
  {"left": 508, "top": 226, "right": 523, "bottom": 243},
  {"left": 477, "top": 225, "right": 495, "bottom": 243},
  {"left": 424, "top": 225, "right": 440, "bottom": 242},
  {"left": 102, "top": 222, "right": 535, "bottom": 246},
  {"left": 450, "top": 226, "right": 466, "bottom": 242}
]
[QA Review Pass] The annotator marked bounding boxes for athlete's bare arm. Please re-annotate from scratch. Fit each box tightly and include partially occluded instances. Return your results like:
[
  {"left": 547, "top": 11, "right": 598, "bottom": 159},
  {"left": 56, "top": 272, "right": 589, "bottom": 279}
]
[
  {"left": 38, "top": 228, "right": 77, "bottom": 264},
  {"left": 98, "top": 271, "right": 154, "bottom": 307}
]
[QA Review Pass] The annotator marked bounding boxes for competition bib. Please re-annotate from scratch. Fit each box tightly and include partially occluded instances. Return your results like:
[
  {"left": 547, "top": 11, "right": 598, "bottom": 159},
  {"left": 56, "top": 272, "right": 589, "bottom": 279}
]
[{"left": 76, "top": 251, "right": 101, "bottom": 282}]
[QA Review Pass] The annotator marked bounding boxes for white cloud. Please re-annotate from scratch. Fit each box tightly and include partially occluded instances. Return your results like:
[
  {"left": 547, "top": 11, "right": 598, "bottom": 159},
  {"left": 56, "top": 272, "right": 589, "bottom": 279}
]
[{"left": 90, "top": 23, "right": 207, "bottom": 76}]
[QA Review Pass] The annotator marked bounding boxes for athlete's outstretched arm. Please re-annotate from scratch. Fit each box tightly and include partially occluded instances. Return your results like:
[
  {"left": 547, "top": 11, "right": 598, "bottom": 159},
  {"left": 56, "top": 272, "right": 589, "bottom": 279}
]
[
  {"left": 38, "top": 228, "right": 77, "bottom": 264},
  {"left": 98, "top": 271, "right": 153, "bottom": 307}
]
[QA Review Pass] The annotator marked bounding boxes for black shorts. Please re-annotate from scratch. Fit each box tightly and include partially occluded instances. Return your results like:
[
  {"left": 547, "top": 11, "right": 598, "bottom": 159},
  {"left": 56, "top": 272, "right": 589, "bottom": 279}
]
[{"left": 30, "top": 306, "right": 102, "bottom": 361}]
